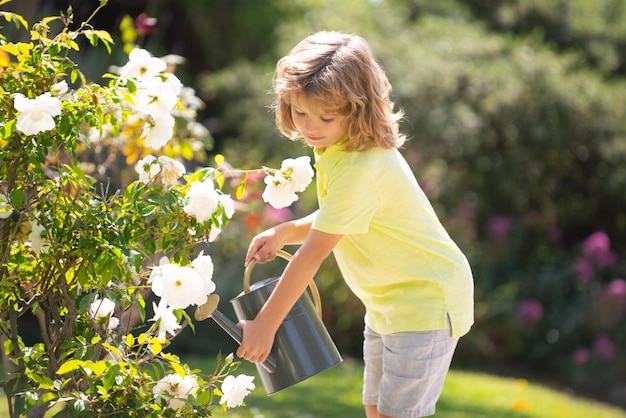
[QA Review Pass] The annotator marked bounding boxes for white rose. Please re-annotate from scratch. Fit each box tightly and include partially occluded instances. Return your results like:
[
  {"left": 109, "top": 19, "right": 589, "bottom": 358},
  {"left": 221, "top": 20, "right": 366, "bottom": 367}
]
[{"left": 184, "top": 179, "right": 219, "bottom": 223}]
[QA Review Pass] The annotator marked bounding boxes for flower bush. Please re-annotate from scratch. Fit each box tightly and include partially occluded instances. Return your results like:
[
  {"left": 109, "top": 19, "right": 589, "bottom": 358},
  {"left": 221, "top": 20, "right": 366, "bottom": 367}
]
[
  {"left": 0, "top": 2, "right": 313, "bottom": 417},
  {"left": 461, "top": 214, "right": 626, "bottom": 402}
]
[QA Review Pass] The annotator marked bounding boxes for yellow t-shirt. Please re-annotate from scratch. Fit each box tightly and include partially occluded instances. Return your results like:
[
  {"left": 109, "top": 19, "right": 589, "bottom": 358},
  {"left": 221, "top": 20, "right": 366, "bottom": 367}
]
[{"left": 312, "top": 144, "right": 474, "bottom": 337}]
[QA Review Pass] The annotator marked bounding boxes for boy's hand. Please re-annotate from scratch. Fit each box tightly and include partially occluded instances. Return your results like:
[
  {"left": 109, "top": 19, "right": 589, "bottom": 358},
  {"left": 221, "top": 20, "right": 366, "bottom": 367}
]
[
  {"left": 245, "top": 228, "right": 285, "bottom": 265},
  {"left": 236, "top": 319, "right": 276, "bottom": 364}
]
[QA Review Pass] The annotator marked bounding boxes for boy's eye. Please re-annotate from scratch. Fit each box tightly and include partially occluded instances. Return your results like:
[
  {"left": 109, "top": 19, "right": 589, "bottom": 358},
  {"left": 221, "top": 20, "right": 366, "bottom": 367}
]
[
  {"left": 293, "top": 109, "right": 305, "bottom": 116},
  {"left": 321, "top": 117, "right": 334, "bottom": 123}
]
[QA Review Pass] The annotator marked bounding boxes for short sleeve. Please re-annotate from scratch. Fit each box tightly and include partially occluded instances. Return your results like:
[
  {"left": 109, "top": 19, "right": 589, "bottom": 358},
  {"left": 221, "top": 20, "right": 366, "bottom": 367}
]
[{"left": 313, "top": 165, "right": 380, "bottom": 235}]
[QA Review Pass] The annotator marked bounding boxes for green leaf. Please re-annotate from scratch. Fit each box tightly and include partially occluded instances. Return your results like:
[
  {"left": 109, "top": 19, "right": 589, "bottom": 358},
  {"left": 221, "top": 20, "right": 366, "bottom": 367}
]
[
  {"left": 236, "top": 181, "right": 246, "bottom": 199},
  {"left": 26, "top": 371, "right": 55, "bottom": 389},
  {"left": 136, "top": 293, "right": 146, "bottom": 322},
  {"left": 126, "top": 79, "right": 136, "bottom": 94},
  {"left": 83, "top": 30, "right": 114, "bottom": 54},
  {"left": 56, "top": 359, "right": 84, "bottom": 375},
  {"left": 141, "top": 204, "right": 157, "bottom": 216},
  {"left": 1, "top": 12, "right": 28, "bottom": 30},
  {"left": 196, "top": 388, "right": 211, "bottom": 405},
  {"left": 101, "top": 343, "right": 122, "bottom": 357},
  {"left": 170, "top": 361, "right": 186, "bottom": 378},
  {"left": 149, "top": 342, "right": 162, "bottom": 355},
  {"left": 215, "top": 170, "right": 225, "bottom": 189},
  {"left": 9, "top": 188, "right": 23, "bottom": 210},
  {"left": 127, "top": 250, "right": 142, "bottom": 273},
  {"left": 102, "top": 363, "right": 122, "bottom": 391},
  {"left": 37, "top": 391, "right": 57, "bottom": 405},
  {"left": 3, "top": 338, "right": 12, "bottom": 356},
  {"left": 87, "top": 360, "right": 108, "bottom": 376},
  {"left": 137, "top": 333, "right": 150, "bottom": 345},
  {"left": 1, "top": 119, "right": 15, "bottom": 140}
]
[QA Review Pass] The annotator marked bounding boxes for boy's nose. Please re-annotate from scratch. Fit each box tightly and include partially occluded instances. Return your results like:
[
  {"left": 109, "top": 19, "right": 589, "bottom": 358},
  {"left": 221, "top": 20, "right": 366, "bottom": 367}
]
[{"left": 304, "top": 118, "right": 317, "bottom": 133}]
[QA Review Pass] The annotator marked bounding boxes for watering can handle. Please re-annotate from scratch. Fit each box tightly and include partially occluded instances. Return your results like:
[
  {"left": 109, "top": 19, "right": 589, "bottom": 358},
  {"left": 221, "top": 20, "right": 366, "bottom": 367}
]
[
  {"left": 210, "top": 309, "right": 278, "bottom": 373},
  {"left": 244, "top": 249, "right": 323, "bottom": 317}
]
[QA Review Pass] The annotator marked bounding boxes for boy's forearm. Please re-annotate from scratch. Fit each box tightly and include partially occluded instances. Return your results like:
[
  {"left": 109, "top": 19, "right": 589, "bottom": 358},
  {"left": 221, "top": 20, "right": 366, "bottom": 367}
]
[
  {"left": 253, "top": 249, "right": 324, "bottom": 333},
  {"left": 253, "top": 228, "right": 338, "bottom": 333},
  {"left": 275, "top": 210, "right": 318, "bottom": 245}
]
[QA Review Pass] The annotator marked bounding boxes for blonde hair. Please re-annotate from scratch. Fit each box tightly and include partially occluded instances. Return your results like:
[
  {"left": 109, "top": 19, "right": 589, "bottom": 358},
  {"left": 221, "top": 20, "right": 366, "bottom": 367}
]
[{"left": 273, "top": 31, "right": 406, "bottom": 151}]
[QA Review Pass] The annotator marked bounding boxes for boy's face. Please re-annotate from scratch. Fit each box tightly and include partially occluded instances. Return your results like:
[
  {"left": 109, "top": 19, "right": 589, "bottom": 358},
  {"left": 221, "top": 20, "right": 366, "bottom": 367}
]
[{"left": 290, "top": 94, "right": 349, "bottom": 149}]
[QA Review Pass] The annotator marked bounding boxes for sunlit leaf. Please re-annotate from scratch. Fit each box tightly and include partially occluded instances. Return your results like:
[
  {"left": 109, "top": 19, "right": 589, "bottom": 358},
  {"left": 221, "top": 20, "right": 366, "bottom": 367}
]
[
  {"left": 102, "top": 343, "right": 122, "bottom": 357},
  {"left": 0, "top": 119, "right": 15, "bottom": 141},
  {"left": 87, "top": 361, "right": 108, "bottom": 376},
  {"left": 170, "top": 361, "right": 185, "bottom": 378},
  {"left": 56, "top": 359, "right": 84, "bottom": 375},
  {"left": 1, "top": 11, "right": 28, "bottom": 30},
  {"left": 26, "top": 371, "right": 55, "bottom": 389},
  {"left": 137, "top": 333, "right": 150, "bottom": 345},
  {"left": 148, "top": 342, "right": 162, "bottom": 355},
  {"left": 236, "top": 181, "right": 246, "bottom": 199}
]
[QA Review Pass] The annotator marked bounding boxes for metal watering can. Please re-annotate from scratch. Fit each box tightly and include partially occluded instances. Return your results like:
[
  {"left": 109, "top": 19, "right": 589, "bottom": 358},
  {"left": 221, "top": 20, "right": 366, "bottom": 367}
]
[{"left": 195, "top": 250, "right": 343, "bottom": 395}]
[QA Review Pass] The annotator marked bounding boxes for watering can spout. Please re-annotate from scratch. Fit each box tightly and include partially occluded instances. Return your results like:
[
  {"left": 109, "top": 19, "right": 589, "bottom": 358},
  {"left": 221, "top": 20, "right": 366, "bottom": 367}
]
[
  {"left": 210, "top": 309, "right": 277, "bottom": 372},
  {"left": 194, "top": 294, "right": 277, "bottom": 373}
]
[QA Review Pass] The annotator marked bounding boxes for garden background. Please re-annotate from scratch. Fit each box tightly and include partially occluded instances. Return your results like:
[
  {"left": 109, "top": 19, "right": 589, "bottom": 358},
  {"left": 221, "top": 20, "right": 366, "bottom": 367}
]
[{"left": 7, "top": 0, "right": 626, "bottom": 414}]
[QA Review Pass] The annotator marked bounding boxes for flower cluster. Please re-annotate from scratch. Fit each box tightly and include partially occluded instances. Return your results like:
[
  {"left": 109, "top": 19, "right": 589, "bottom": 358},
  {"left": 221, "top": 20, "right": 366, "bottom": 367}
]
[
  {"left": 136, "top": 155, "right": 186, "bottom": 185},
  {"left": 119, "top": 48, "right": 183, "bottom": 149},
  {"left": 149, "top": 252, "right": 215, "bottom": 310},
  {"left": 262, "top": 156, "right": 315, "bottom": 208},
  {"left": 153, "top": 373, "right": 199, "bottom": 410},
  {"left": 573, "top": 231, "right": 619, "bottom": 283}
]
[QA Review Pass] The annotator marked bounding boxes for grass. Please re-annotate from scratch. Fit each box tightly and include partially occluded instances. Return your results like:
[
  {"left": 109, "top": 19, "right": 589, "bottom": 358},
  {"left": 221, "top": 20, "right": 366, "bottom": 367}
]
[
  {"left": 0, "top": 357, "right": 623, "bottom": 417},
  {"left": 188, "top": 356, "right": 626, "bottom": 418}
]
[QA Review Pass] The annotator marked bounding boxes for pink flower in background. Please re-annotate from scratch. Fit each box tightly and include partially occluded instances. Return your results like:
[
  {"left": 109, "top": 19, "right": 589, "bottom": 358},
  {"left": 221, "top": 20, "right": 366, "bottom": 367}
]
[
  {"left": 582, "top": 231, "right": 618, "bottom": 268},
  {"left": 516, "top": 298, "right": 544, "bottom": 328},
  {"left": 592, "top": 333, "right": 615, "bottom": 361},
  {"left": 134, "top": 13, "right": 158, "bottom": 36},
  {"left": 571, "top": 347, "right": 590, "bottom": 365},
  {"left": 582, "top": 231, "right": 610, "bottom": 257},
  {"left": 607, "top": 278, "right": 626, "bottom": 298},
  {"left": 486, "top": 215, "right": 513, "bottom": 243},
  {"left": 261, "top": 205, "right": 293, "bottom": 225}
]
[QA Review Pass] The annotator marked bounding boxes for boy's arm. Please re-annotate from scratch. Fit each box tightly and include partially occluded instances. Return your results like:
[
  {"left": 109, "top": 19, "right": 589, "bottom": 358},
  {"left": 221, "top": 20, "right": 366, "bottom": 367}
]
[
  {"left": 245, "top": 210, "right": 319, "bottom": 265},
  {"left": 236, "top": 227, "right": 342, "bottom": 364}
]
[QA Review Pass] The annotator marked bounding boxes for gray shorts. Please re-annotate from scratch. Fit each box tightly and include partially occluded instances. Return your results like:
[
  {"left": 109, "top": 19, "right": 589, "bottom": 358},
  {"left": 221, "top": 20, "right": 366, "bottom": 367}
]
[{"left": 363, "top": 320, "right": 459, "bottom": 418}]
